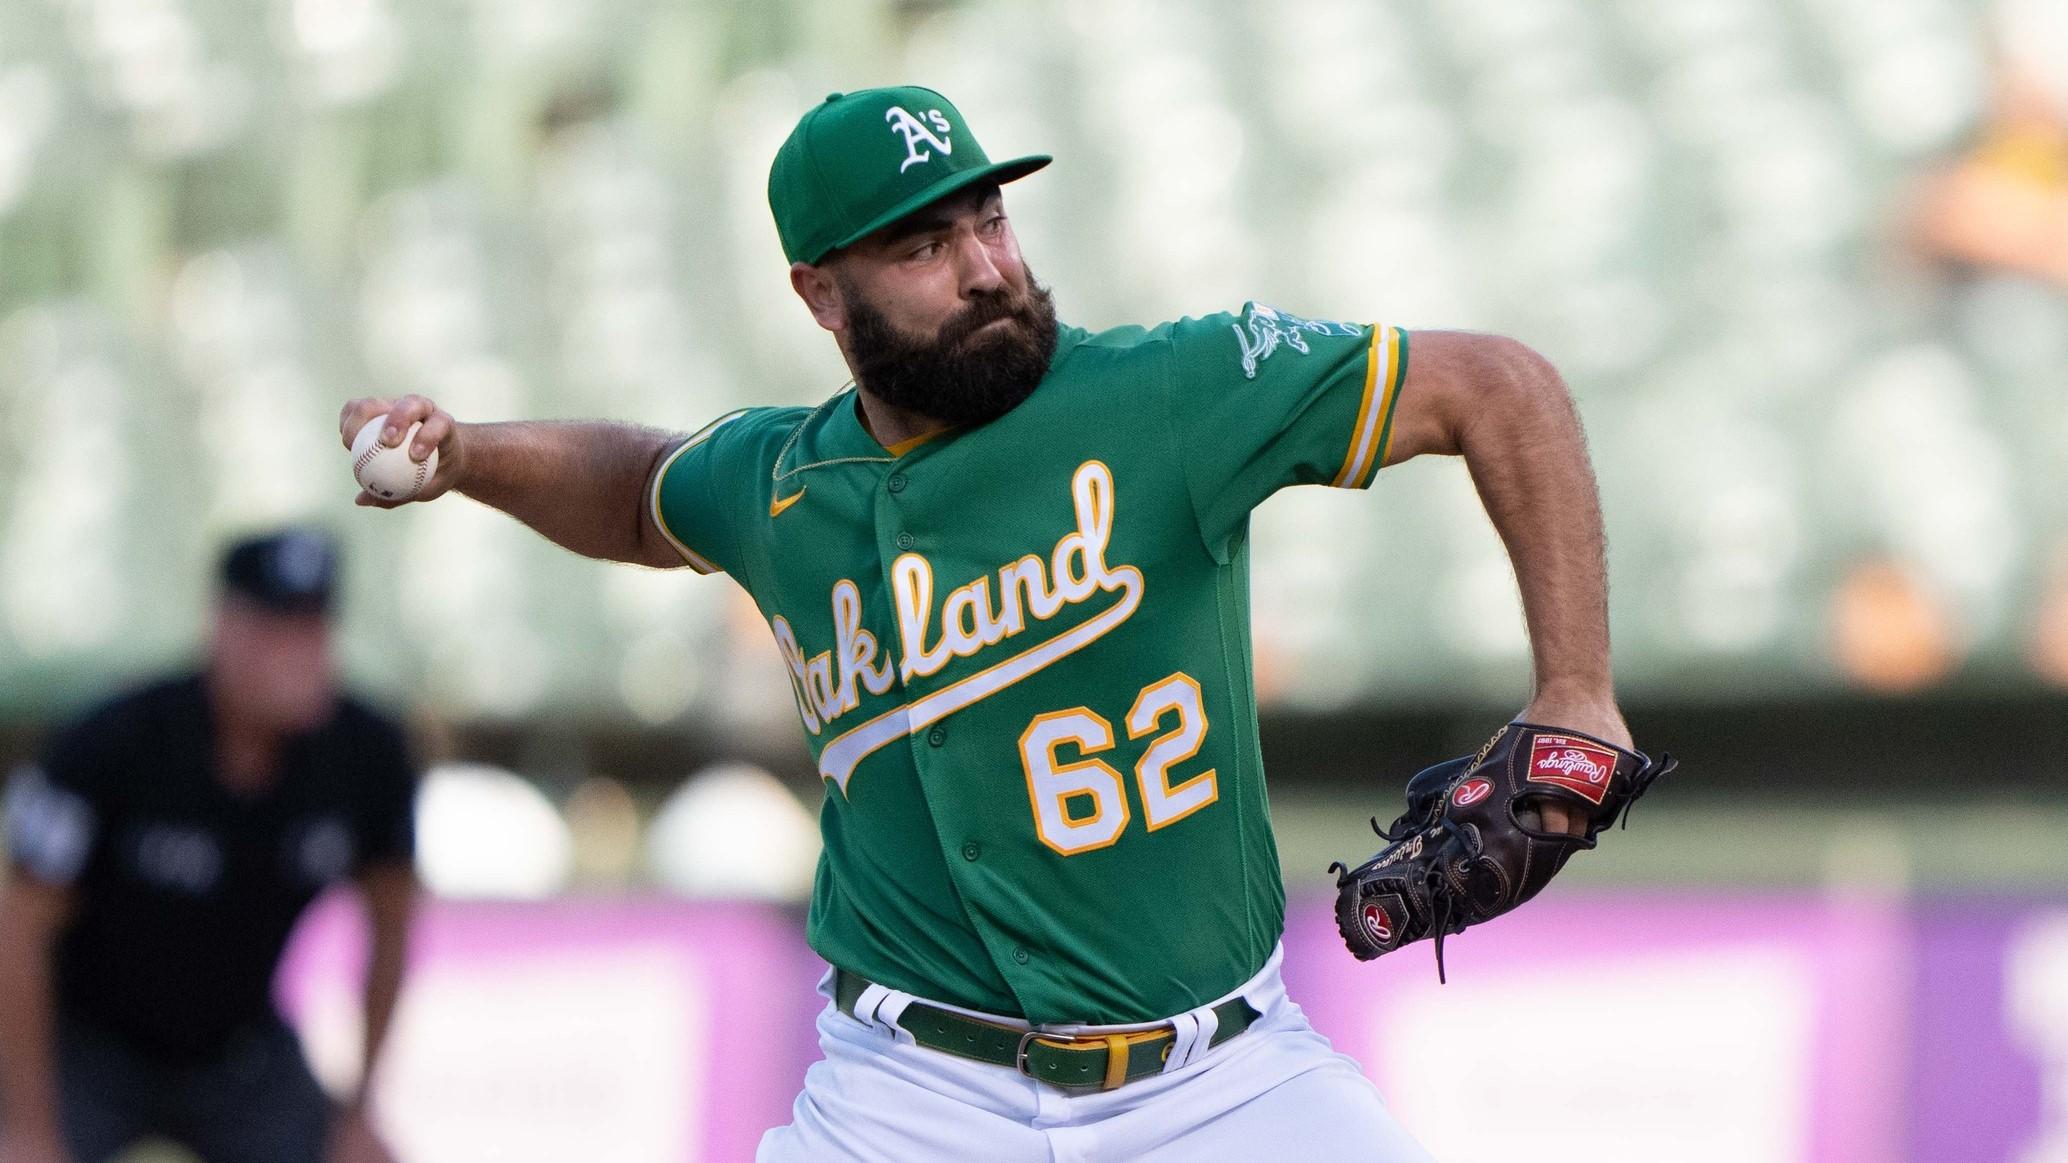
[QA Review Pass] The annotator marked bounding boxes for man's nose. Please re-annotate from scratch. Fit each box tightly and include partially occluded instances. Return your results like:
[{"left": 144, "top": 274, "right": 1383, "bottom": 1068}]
[{"left": 954, "top": 233, "right": 1007, "bottom": 297}]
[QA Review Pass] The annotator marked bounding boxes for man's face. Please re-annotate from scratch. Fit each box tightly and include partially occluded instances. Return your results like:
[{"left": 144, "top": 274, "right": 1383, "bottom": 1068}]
[
  {"left": 208, "top": 596, "right": 336, "bottom": 733},
  {"left": 822, "top": 185, "right": 1059, "bottom": 427}
]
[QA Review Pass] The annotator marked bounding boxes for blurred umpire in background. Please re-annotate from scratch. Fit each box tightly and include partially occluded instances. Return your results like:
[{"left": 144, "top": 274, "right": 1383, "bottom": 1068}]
[{"left": 0, "top": 530, "right": 417, "bottom": 1163}]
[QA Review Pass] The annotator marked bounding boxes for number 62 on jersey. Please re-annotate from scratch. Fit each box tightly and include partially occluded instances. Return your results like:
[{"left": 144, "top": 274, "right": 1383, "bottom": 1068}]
[{"left": 1018, "top": 672, "right": 1218, "bottom": 856}]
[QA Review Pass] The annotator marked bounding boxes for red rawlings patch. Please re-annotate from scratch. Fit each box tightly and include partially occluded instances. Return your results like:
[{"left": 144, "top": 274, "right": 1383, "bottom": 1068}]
[
  {"left": 1527, "top": 735, "right": 1619, "bottom": 805},
  {"left": 1362, "top": 903, "right": 1394, "bottom": 944},
  {"left": 1452, "top": 778, "right": 1494, "bottom": 808}
]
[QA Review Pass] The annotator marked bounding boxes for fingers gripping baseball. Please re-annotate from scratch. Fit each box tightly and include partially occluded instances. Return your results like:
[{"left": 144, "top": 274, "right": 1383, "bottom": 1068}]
[{"left": 338, "top": 395, "right": 463, "bottom": 507}]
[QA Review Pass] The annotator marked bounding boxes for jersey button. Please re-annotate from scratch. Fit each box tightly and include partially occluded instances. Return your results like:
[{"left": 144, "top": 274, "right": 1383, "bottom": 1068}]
[
  {"left": 1012, "top": 947, "right": 1031, "bottom": 965},
  {"left": 896, "top": 531, "right": 915, "bottom": 550},
  {"left": 927, "top": 725, "right": 947, "bottom": 747},
  {"left": 961, "top": 842, "right": 981, "bottom": 861},
  {"left": 887, "top": 473, "right": 908, "bottom": 494}
]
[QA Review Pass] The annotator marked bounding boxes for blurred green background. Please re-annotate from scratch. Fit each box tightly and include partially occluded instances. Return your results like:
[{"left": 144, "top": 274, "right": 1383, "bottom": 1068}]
[
  {"left": 3, "top": 0, "right": 2063, "bottom": 720},
  {"left": 2, "top": 0, "right": 2066, "bottom": 904},
  {"left": 3, "top": 0, "right": 2067, "bottom": 1158}
]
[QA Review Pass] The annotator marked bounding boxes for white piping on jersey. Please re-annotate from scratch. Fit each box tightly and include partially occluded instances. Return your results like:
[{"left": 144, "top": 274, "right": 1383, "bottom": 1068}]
[
  {"left": 650, "top": 409, "right": 751, "bottom": 573},
  {"left": 651, "top": 385, "right": 902, "bottom": 574}
]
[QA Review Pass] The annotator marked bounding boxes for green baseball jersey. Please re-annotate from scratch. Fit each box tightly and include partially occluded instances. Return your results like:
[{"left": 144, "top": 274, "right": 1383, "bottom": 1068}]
[{"left": 652, "top": 302, "right": 1408, "bottom": 1024}]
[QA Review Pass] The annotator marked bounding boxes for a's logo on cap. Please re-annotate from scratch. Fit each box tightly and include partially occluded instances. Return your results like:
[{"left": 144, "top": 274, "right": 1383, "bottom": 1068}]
[{"left": 885, "top": 105, "right": 954, "bottom": 172}]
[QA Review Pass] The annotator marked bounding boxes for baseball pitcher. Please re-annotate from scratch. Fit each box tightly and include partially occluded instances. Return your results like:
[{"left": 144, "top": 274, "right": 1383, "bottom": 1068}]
[{"left": 337, "top": 86, "right": 1670, "bottom": 1162}]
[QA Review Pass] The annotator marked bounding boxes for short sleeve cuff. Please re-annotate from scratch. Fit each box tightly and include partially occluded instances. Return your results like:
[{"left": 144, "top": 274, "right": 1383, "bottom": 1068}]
[
  {"left": 1330, "top": 325, "right": 1409, "bottom": 490},
  {"left": 649, "top": 411, "right": 747, "bottom": 575}
]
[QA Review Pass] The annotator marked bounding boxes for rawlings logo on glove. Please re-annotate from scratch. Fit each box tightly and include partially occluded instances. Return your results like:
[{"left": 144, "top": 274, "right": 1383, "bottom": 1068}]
[
  {"left": 1527, "top": 736, "right": 1619, "bottom": 802},
  {"left": 1328, "top": 722, "right": 1675, "bottom": 982}
]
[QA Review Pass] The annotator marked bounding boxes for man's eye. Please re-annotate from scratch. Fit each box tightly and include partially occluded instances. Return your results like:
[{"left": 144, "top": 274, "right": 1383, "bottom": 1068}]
[
  {"left": 982, "top": 215, "right": 1006, "bottom": 233},
  {"left": 910, "top": 242, "right": 942, "bottom": 260}
]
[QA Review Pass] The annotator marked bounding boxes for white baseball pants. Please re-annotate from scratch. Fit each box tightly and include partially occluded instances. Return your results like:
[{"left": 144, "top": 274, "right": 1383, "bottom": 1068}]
[{"left": 757, "top": 946, "right": 1433, "bottom": 1162}]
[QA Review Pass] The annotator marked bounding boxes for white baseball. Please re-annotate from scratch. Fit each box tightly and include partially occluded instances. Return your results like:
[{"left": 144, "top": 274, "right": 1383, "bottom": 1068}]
[{"left": 350, "top": 415, "right": 439, "bottom": 501}]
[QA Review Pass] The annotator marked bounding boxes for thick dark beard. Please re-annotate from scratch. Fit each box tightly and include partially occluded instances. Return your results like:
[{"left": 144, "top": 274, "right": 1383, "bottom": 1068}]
[{"left": 840, "top": 275, "right": 1060, "bottom": 429}]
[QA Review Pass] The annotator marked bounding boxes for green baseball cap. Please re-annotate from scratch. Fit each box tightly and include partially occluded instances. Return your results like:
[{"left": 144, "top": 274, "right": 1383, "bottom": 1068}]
[{"left": 768, "top": 86, "right": 1051, "bottom": 265}]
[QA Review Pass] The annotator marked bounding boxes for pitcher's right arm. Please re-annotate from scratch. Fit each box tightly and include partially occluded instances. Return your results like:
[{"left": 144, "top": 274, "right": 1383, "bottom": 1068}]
[{"left": 337, "top": 396, "right": 688, "bottom": 568}]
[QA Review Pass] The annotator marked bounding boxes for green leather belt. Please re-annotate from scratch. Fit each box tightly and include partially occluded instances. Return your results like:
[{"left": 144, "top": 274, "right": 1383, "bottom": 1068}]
[{"left": 833, "top": 969, "right": 1259, "bottom": 1091}]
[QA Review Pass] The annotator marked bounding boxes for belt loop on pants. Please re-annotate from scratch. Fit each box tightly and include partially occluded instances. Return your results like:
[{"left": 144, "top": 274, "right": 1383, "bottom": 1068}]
[{"left": 834, "top": 969, "right": 1259, "bottom": 1092}]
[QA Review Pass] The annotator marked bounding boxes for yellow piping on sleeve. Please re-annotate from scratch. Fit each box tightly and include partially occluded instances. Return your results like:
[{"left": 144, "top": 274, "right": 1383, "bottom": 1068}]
[{"left": 1331, "top": 326, "right": 1404, "bottom": 490}]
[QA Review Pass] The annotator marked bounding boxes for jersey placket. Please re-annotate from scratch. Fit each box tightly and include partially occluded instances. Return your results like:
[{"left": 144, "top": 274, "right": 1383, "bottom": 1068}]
[{"left": 870, "top": 434, "right": 1046, "bottom": 1008}]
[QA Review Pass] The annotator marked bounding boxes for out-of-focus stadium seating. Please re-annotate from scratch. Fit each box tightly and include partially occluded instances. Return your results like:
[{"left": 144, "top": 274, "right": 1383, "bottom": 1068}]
[
  {"left": 4, "top": 9, "right": 2067, "bottom": 1162},
  {"left": 0, "top": 0, "right": 2057, "bottom": 727}
]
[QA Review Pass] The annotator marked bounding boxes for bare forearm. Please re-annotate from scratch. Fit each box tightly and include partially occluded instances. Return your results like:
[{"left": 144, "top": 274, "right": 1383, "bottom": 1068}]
[
  {"left": 454, "top": 420, "right": 681, "bottom": 566},
  {"left": 1455, "top": 344, "right": 1614, "bottom": 705},
  {"left": 0, "top": 945, "right": 62, "bottom": 1139}
]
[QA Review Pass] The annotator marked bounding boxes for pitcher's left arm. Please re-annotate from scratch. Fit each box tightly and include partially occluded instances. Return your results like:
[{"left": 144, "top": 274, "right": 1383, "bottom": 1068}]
[{"left": 1383, "top": 331, "right": 1631, "bottom": 831}]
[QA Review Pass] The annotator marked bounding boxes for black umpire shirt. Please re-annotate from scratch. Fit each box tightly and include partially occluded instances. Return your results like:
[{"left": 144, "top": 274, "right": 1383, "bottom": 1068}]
[{"left": 3, "top": 674, "right": 417, "bottom": 1065}]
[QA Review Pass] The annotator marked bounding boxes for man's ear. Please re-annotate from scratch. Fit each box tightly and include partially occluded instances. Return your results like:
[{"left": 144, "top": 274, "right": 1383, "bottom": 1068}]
[{"left": 790, "top": 262, "right": 847, "bottom": 332}]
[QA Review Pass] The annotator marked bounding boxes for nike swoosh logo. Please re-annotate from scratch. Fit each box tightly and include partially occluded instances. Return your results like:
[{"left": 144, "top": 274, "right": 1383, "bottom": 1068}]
[{"left": 769, "top": 488, "right": 806, "bottom": 518}]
